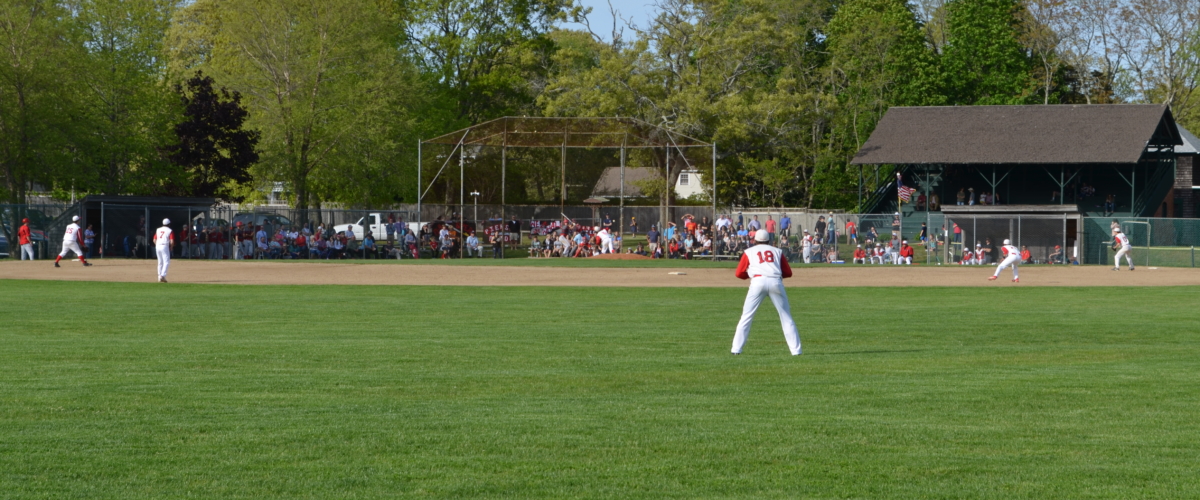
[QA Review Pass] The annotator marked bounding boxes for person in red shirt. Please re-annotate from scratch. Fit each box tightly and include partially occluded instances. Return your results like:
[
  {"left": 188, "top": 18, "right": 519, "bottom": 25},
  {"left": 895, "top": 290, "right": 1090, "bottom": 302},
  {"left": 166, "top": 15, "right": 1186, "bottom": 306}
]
[
  {"left": 899, "top": 240, "right": 915, "bottom": 265},
  {"left": 852, "top": 244, "right": 866, "bottom": 264},
  {"left": 732, "top": 229, "right": 800, "bottom": 355},
  {"left": 18, "top": 218, "right": 34, "bottom": 260},
  {"left": 1020, "top": 245, "right": 1032, "bottom": 264}
]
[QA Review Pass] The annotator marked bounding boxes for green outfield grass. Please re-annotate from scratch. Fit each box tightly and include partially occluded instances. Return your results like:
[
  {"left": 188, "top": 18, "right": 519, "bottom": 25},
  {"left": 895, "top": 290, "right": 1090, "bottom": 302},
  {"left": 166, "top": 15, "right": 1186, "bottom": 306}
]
[{"left": 2, "top": 281, "right": 1198, "bottom": 498}]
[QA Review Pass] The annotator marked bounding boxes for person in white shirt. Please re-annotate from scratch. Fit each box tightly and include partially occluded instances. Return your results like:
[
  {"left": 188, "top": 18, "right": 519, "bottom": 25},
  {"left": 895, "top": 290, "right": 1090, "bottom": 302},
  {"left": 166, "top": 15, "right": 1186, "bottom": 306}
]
[
  {"left": 988, "top": 239, "right": 1021, "bottom": 283},
  {"left": 731, "top": 230, "right": 801, "bottom": 356},
  {"left": 1113, "top": 228, "right": 1134, "bottom": 271},
  {"left": 153, "top": 219, "right": 174, "bottom": 282},
  {"left": 801, "top": 229, "right": 813, "bottom": 263},
  {"left": 54, "top": 215, "right": 91, "bottom": 267}
]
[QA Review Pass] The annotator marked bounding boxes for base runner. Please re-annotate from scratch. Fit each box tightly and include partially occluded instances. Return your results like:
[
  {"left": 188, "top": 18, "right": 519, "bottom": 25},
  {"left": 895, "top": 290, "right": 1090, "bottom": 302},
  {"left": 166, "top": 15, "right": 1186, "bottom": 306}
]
[
  {"left": 1112, "top": 228, "right": 1134, "bottom": 271},
  {"left": 731, "top": 229, "right": 801, "bottom": 356},
  {"left": 988, "top": 238, "right": 1020, "bottom": 282},
  {"left": 154, "top": 219, "right": 174, "bottom": 282},
  {"left": 54, "top": 215, "right": 91, "bottom": 267}
]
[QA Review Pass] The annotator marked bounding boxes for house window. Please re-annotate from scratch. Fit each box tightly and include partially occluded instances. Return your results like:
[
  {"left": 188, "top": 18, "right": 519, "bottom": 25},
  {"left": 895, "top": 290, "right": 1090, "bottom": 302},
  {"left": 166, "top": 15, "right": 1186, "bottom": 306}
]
[{"left": 679, "top": 173, "right": 690, "bottom": 186}]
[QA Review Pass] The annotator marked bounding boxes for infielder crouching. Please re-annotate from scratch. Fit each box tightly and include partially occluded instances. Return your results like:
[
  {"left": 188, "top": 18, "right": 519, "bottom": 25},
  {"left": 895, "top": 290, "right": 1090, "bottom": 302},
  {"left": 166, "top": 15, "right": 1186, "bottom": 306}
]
[
  {"left": 988, "top": 238, "right": 1020, "bottom": 282},
  {"left": 54, "top": 215, "right": 91, "bottom": 267},
  {"left": 732, "top": 229, "right": 802, "bottom": 356},
  {"left": 154, "top": 218, "right": 175, "bottom": 282},
  {"left": 1113, "top": 228, "right": 1134, "bottom": 271}
]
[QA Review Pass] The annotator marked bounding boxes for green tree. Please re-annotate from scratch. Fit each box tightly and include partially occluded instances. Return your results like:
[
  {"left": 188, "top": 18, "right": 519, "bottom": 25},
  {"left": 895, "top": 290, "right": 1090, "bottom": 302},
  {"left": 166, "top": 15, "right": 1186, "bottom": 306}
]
[
  {"left": 169, "top": 0, "right": 423, "bottom": 211},
  {"left": 941, "top": 0, "right": 1037, "bottom": 105},
  {"left": 70, "top": 0, "right": 183, "bottom": 195},
  {"left": 0, "top": 0, "right": 75, "bottom": 205},
  {"left": 164, "top": 71, "right": 260, "bottom": 199}
]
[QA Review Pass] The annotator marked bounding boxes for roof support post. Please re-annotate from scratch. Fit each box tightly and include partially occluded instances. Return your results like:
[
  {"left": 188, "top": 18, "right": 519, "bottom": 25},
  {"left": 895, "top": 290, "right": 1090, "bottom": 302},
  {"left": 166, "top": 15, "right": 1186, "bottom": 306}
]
[
  {"left": 619, "top": 136, "right": 626, "bottom": 245},
  {"left": 460, "top": 140, "right": 465, "bottom": 259},
  {"left": 501, "top": 145, "right": 506, "bottom": 259},
  {"left": 1114, "top": 166, "right": 1135, "bottom": 214},
  {"left": 712, "top": 142, "right": 717, "bottom": 255},
  {"left": 417, "top": 141, "right": 422, "bottom": 226},
  {"left": 1044, "top": 166, "right": 1079, "bottom": 205}
]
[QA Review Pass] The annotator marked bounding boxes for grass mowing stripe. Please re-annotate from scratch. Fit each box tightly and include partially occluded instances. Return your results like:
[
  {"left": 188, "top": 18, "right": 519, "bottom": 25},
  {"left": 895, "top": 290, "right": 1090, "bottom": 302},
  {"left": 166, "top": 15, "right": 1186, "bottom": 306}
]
[{"left": 0, "top": 280, "right": 1197, "bottom": 498}]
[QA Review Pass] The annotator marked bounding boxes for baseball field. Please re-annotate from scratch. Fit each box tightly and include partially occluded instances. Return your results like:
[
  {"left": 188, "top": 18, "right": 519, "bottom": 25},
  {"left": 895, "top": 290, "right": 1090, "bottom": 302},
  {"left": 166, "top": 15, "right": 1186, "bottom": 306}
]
[{"left": 2, "top": 261, "right": 1199, "bottom": 498}]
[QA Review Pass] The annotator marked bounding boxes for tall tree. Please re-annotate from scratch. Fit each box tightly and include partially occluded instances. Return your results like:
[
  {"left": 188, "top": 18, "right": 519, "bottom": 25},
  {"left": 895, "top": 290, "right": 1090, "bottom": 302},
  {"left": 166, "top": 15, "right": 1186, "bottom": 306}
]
[
  {"left": 408, "top": 0, "right": 581, "bottom": 124},
  {"left": 165, "top": 71, "right": 260, "bottom": 199},
  {"left": 170, "top": 0, "right": 423, "bottom": 211},
  {"left": 0, "top": 0, "right": 74, "bottom": 205},
  {"left": 70, "top": 0, "right": 182, "bottom": 195},
  {"left": 942, "top": 0, "right": 1037, "bottom": 104}
]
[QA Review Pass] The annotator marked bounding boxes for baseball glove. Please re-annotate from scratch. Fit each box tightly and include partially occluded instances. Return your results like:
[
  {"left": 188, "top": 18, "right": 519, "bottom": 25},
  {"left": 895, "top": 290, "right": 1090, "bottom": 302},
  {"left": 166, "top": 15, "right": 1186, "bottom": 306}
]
[{"left": 1111, "top": 242, "right": 1120, "bottom": 251}]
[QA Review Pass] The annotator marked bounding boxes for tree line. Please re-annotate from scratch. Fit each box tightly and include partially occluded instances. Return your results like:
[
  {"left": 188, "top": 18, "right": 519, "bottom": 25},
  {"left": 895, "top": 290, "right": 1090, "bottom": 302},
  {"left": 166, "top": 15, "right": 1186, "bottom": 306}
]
[{"left": 1, "top": 0, "right": 1197, "bottom": 210}]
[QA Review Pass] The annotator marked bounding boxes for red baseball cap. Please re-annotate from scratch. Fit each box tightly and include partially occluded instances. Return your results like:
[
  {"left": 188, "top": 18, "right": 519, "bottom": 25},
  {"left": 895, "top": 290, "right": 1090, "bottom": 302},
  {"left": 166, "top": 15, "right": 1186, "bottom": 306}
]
[{"left": 22, "top": 218, "right": 29, "bottom": 223}]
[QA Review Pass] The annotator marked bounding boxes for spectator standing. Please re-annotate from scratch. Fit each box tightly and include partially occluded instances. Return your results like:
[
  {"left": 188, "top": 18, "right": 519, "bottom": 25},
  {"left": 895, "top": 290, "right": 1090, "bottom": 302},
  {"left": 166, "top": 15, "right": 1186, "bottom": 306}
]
[
  {"left": 491, "top": 231, "right": 502, "bottom": 258},
  {"left": 952, "top": 223, "right": 961, "bottom": 243},
  {"left": 957, "top": 188, "right": 966, "bottom": 205},
  {"left": 845, "top": 219, "right": 857, "bottom": 244},
  {"left": 629, "top": 216, "right": 638, "bottom": 236},
  {"left": 507, "top": 216, "right": 521, "bottom": 250},
  {"left": 84, "top": 224, "right": 96, "bottom": 259},
  {"left": 919, "top": 222, "right": 928, "bottom": 242},
  {"left": 646, "top": 225, "right": 660, "bottom": 257},
  {"left": 779, "top": 213, "right": 791, "bottom": 242},
  {"left": 18, "top": 218, "right": 34, "bottom": 260},
  {"left": 801, "top": 229, "right": 813, "bottom": 263},
  {"left": 814, "top": 216, "right": 826, "bottom": 244},
  {"left": 747, "top": 215, "right": 761, "bottom": 232},
  {"left": 764, "top": 216, "right": 777, "bottom": 244}
]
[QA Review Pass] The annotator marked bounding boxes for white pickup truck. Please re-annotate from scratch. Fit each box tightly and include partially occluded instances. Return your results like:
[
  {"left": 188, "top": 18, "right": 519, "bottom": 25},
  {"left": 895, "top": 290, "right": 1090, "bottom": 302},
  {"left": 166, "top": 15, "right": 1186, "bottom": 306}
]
[{"left": 333, "top": 213, "right": 414, "bottom": 241}]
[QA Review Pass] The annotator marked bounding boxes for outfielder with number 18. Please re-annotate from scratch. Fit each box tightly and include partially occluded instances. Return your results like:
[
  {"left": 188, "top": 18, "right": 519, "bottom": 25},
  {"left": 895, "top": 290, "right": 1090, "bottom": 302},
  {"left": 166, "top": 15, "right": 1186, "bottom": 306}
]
[{"left": 731, "top": 229, "right": 802, "bottom": 356}]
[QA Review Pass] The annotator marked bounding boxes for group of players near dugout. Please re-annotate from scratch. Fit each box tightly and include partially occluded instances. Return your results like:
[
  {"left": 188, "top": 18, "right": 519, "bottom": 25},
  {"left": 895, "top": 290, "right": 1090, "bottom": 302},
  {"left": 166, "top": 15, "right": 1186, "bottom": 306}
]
[{"left": 30, "top": 216, "right": 1140, "bottom": 355}]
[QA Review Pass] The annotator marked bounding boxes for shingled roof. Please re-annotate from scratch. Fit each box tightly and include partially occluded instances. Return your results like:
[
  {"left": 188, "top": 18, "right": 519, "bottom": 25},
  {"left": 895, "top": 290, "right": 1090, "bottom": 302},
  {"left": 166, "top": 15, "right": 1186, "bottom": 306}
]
[{"left": 851, "top": 104, "right": 1181, "bottom": 165}]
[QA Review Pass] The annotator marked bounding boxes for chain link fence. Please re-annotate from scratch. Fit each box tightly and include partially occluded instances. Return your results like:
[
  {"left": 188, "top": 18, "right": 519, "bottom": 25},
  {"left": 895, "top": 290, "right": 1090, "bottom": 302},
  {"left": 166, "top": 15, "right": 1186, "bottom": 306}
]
[{"left": 6, "top": 201, "right": 1200, "bottom": 266}]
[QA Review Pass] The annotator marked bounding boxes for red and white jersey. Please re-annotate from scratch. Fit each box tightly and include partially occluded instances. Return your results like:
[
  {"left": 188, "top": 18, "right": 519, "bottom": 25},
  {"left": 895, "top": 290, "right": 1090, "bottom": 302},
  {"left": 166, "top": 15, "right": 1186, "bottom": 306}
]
[
  {"left": 154, "top": 226, "right": 174, "bottom": 248},
  {"left": 736, "top": 244, "right": 793, "bottom": 279},
  {"left": 975, "top": 249, "right": 986, "bottom": 261},
  {"left": 802, "top": 235, "right": 813, "bottom": 248},
  {"left": 874, "top": 246, "right": 885, "bottom": 257},
  {"left": 63, "top": 223, "right": 80, "bottom": 242},
  {"left": 1000, "top": 245, "right": 1019, "bottom": 258},
  {"left": 1115, "top": 233, "right": 1131, "bottom": 248}
]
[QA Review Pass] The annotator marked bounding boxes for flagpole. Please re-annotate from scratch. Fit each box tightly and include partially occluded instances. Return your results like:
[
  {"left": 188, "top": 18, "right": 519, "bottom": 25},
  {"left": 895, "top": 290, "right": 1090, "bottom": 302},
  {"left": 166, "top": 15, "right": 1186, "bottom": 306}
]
[{"left": 897, "top": 172, "right": 903, "bottom": 245}]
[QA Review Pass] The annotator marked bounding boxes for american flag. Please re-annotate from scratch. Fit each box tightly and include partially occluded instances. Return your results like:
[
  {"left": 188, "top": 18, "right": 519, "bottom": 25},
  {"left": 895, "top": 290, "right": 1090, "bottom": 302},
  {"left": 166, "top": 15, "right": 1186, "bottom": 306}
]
[{"left": 897, "top": 173, "right": 915, "bottom": 202}]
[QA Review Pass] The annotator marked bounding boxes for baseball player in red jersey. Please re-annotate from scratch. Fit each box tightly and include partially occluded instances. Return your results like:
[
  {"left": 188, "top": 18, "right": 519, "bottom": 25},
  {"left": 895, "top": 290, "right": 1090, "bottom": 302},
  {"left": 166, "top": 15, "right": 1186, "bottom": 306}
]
[
  {"left": 732, "top": 229, "right": 801, "bottom": 356},
  {"left": 988, "top": 238, "right": 1020, "bottom": 282},
  {"left": 54, "top": 215, "right": 91, "bottom": 267}
]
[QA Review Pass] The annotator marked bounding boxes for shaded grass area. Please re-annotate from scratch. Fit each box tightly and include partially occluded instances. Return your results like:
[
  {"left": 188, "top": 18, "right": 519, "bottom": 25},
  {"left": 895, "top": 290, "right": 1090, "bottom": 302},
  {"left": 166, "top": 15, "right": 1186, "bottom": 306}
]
[{"left": 1, "top": 281, "right": 1198, "bottom": 498}]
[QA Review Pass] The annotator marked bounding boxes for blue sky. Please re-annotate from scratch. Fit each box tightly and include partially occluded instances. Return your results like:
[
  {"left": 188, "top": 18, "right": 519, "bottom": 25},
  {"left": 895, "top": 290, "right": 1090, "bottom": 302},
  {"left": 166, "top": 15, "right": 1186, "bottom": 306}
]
[{"left": 560, "top": 0, "right": 659, "bottom": 41}]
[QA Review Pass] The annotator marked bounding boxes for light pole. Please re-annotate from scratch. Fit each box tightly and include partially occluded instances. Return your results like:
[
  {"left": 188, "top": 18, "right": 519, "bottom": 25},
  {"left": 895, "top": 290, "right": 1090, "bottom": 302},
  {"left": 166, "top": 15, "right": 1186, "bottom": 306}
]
[{"left": 470, "top": 190, "right": 480, "bottom": 241}]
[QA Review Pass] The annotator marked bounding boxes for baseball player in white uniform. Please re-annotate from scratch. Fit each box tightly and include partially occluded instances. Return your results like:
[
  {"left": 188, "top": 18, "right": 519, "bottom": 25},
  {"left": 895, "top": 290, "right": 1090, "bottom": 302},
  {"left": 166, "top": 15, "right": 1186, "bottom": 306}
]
[
  {"left": 988, "top": 238, "right": 1020, "bottom": 282},
  {"left": 801, "top": 229, "right": 812, "bottom": 263},
  {"left": 732, "top": 229, "right": 801, "bottom": 356},
  {"left": 1113, "top": 228, "right": 1134, "bottom": 270},
  {"left": 154, "top": 219, "right": 175, "bottom": 282},
  {"left": 54, "top": 215, "right": 91, "bottom": 267},
  {"left": 598, "top": 227, "right": 614, "bottom": 254}
]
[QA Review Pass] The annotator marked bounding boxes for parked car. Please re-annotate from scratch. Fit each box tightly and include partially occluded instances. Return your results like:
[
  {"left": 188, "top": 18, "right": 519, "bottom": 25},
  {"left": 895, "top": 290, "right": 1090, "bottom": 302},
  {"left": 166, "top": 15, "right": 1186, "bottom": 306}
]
[{"left": 230, "top": 213, "right": 293, "bottom": 236}]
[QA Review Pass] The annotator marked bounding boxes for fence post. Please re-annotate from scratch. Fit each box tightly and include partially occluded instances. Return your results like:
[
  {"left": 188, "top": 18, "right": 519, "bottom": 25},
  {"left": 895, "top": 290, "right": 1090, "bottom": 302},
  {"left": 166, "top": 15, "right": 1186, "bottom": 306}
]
[{"left": 1193, "top": 246, "right": 1195, "bottom": 268}]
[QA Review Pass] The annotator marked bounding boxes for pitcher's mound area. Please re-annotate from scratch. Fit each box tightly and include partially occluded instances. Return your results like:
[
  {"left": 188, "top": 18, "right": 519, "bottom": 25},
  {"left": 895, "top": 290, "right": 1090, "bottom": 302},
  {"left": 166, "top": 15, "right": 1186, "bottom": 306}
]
[{"left": 4, "top": 260, "right": 1199, "bottom": 287}]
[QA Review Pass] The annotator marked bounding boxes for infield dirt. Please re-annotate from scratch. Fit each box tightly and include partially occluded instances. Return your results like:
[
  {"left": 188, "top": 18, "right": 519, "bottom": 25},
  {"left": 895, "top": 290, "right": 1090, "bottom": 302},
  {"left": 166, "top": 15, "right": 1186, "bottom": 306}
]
[{"left": 4, "top": 259, "right": 1199, "bottom": 287}]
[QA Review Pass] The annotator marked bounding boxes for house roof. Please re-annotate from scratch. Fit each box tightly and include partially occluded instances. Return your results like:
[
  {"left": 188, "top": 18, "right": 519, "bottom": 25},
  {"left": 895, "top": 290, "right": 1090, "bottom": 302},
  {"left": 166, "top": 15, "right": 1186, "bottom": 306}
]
[
  {"left": 591, "top": 167, "right": 659, "bottom": 198},
  {"left": 1176, "top": 124, "right": 1200, "bottom": 155},
  {"left": 851, "top": 104, "right": 1181, "bottom": 165}
]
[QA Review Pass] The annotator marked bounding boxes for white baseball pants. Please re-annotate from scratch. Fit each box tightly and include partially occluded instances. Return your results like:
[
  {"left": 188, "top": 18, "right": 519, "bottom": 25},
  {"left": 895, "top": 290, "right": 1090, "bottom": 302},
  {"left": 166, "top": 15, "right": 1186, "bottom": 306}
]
[
  {"left": 993, "top": 254, "right": 1019, "bottom": 279},
  {"left": 1114, "top": 246, "right": 1133, "bottom": 268},
  {"left": 59, "top": 241, "right": 82, "bottom": 258},
  {"left": 732, "top": 277, "right": 801, "bottom": 355},
  {"left": 21, "top": 243, "right": 35, "bottom": 260},
  {"left": 902, "top": 256, "right": 912, "bottom": 265},
  {"left": 603, "top": 241, "right": 614, "bottom": 254},
  {"left": 156, "top": 247, "right": 171, "bottom": 278},
  {"left": 802, "top": 249, "right": 811, "bottom": 263}
]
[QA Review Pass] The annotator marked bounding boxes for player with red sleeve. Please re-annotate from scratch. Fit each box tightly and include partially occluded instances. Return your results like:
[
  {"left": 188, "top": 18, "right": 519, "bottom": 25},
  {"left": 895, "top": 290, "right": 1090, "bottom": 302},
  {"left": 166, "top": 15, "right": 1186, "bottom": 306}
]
[
  {"left": 732, "top": 229, "right": 801, "bottom": 356},
  {"left": 898, "top": 240, "right": 914, "bottom": 265},
  {"left": 852, "top": 245, "right": 866, "bottom": 264},
  {"left": 988, "top": 238, "right": 1021, "bottom": 282}
]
